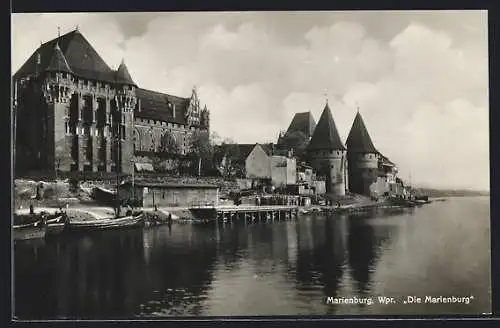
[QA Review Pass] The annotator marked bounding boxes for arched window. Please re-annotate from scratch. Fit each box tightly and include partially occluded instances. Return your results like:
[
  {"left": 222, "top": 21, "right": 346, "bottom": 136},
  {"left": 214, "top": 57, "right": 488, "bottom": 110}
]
[
  {"left": 133, "top": 129, "right": 141, "bottom": 152},
  {"left": 161, "top": 131, "right": 178, "bottom": 154},
  {"left": 143, "top": 129, "right": 152, "bottom": 152},
  {"left": 150, "top": 129, "right": 155, "bottom": 152}
]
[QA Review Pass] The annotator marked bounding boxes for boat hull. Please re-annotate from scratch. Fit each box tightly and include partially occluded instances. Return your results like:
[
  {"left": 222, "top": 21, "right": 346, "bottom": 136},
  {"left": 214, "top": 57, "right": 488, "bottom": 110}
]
[
  {"left": 66, "top": 214, "right": 145, "bottom": 232},
  {"left": 47, "top": 223, "right": 66, "bottom": 236},
  {"left": 13, "top": 222, "right": 46, "bottom": 241}
]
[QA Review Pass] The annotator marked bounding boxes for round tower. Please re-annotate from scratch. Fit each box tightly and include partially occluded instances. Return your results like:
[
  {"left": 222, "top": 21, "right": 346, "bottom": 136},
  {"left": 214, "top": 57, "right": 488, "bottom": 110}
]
[
  {"left": 346, "top": 111, "right": 379, "bottom": 196},
  {"left": 306, "top": 102, "right": 347, "bottom": 196}
]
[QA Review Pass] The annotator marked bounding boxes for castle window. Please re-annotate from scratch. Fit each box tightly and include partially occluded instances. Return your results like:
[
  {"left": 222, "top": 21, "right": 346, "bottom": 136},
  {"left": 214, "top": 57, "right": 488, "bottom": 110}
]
[{"left": 121, "top": 125, "right": 126, "bottom": 140}]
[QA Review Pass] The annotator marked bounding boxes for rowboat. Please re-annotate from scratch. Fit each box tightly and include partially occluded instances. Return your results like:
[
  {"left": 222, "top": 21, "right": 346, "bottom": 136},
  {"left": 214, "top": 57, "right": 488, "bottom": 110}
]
[
  {"left": 46, "top": 214, "right": 68, "bottom": 236},
  {"left": 13, "top": 220, "right": 46, "bottom": 241},
  {"left": 66, "top": 213, "right": 145, "bottom": 232}
]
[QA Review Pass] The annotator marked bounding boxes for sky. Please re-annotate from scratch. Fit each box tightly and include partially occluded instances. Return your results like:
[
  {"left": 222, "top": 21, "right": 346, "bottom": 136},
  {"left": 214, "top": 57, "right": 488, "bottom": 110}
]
[{"left": 11, "top": 11, "right": 489, "bottom": 190}]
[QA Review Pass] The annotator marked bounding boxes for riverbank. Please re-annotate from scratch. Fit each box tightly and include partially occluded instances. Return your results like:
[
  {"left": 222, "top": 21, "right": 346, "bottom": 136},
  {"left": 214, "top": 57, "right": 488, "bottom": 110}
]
[{"left": 13, "top": 178, "right": 431, "bottom": 223}]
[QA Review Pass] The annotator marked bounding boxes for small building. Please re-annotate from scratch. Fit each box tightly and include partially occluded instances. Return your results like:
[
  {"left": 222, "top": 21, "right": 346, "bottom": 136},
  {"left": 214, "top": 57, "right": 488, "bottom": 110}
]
[
  {"left": 246, "top": 144, "right": 272, "bottom": 180},
  {"left": 270, "top": 155, "right": 297, "bottom": 188},
  {"left": 118, "top": 181, "right": 219, "bottom": 207}
]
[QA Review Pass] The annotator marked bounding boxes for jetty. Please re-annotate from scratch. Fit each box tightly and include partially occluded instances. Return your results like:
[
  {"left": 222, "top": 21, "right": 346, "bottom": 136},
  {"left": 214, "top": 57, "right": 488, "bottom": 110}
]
[{"left": 189, "top": 204, "right": 299, "bottom": 224}]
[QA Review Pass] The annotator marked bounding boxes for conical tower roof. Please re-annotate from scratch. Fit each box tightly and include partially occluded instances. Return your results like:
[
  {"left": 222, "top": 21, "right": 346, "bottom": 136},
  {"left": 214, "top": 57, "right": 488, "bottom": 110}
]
[
  {"left": 346, "top": 112, "right": 377, "bottom": 153},
  {"left": 285, "top": 111, "right": 317, "bottom": 138},
  {"left": 307, "top": 103, "right": 346, "bottom": 151},
  {"left": 115, "top": 59, "right": 136, "bottom": 86},
  {"left": 44, "top": 43, "right": 72, "bottom": 74}
]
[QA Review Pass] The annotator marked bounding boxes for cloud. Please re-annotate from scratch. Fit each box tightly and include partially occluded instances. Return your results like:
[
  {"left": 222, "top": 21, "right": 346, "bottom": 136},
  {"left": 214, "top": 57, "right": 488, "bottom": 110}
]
[{"left": 11, "top": 12, "right": 489, "bottom": 189}]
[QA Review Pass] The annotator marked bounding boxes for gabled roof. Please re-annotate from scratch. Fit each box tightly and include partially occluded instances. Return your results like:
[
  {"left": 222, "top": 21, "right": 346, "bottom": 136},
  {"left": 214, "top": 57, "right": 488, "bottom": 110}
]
[
  {"left": 346, "top": 112, "right": 377, "bottom": 153},
  {"left": 214, "top": 143, "right": 273, "bottom": 163},
  {"left": 285, "top": 111, "right": 316, "bottom": 138},
  {"left": 14, "top": 29, "right": 125, "bottom": 84},
  {"left": 237, "top": 144, "right": 260, "bottom": 160},
  {"left": 307, "top": 103, "right": 346, "bottom": 151},
  {"left": 135, "top": 88, "right": 190, "bottom": 125},
  {"left": 260, "top": 143, "right": 274, "bottom": 156},
  {"left": 44, "top": 43, "right": 72, "bottom": 74},
  {"left": 115, "top": 60, "right": 136, "bottom": 86}
]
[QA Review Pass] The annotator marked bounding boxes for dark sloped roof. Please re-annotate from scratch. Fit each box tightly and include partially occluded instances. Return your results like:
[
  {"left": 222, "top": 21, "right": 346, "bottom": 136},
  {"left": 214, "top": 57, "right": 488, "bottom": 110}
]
[
  {"left": 135, "top": 88, "right": 190, "bottom": 124},
  {"left": 307, "top": 103, "right": 346, "bottom": 151},
  {"left": 285, "top": 111, "right": 316, "bottom": 138},
  {"left": 44, "top": 43, "right": 72, "bottom": 74},
  {"left": 115, "top": 60, "right": 136, "bottom": 86},
  {"left": 259, "top": 143, "right": 274, "bottom": 156},
  {"left": 237, "top": 144, "right": 259, "bottom": 159},
  {"left": 346, "top": 112, "right": 377, "bottom": 153},
  {"left": 14, "top": 29, "right": 124, "bottom": 84},
  {"left": 214, "top": 143, "right": 265, "bottom": 163}
]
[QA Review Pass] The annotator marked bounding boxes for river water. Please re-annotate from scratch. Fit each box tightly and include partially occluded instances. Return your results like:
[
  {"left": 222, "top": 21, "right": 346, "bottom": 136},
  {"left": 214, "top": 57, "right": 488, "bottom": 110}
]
[{"left": 13, "top": 197, "right": 491, "bottom": 319}]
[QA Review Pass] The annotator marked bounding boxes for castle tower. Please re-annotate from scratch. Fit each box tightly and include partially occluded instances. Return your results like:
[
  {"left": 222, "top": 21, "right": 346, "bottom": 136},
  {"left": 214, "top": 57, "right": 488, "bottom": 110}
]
[
  {"left": 346, "top": 111, "right": 379, "bottom": 196},
  {"left": 306, "top": 102, "right": 347, "bottom": 196},
  {"left": 41, "top": 42, "right": 75, "bottom": 173},
  {"left": 114, "top": 59, "right": 137, "bottom": 174},
  {"left": 13, "top": 28, "right": 138, "bottom": 175}
]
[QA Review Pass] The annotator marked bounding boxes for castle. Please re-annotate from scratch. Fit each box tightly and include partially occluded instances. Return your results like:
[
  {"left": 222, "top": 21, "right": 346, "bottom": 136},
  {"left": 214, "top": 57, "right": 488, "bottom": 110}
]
[
  {"left": 282, "top": 102, "right": 398, "bottom": 197},
  {"left": 13, "top": 29, "right": 209, "bottom": 175}
]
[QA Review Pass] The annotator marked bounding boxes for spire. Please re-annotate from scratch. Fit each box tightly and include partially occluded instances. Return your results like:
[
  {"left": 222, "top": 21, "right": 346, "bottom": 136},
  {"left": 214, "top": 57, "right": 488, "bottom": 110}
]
[
  {"left": 115, "top": 59, "right": 136, "bottom": 86},
  {"left": 44, "top": 42, "right": 72, "bottom": 74},
  {"left": 346, "top": 111, "right": 377, "bottom": 153},
  {"left": 57, "top": 26, "right": 60, "bottom": 38},
  {"left": 307, "top": 103, "right": 346, "bottom": 151}
]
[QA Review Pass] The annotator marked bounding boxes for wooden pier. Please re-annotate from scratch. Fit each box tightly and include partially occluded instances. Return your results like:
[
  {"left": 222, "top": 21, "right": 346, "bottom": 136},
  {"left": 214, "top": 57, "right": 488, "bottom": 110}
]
[{"left": 189, "top": 205, "right": 299, "bottom": 224}]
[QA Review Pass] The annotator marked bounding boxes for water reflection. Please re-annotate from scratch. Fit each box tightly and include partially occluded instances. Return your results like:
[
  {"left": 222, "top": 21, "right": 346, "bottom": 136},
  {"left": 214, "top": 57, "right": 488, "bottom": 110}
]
[{"left": 14, "top": 198, "right": 491, "bottom": 318}]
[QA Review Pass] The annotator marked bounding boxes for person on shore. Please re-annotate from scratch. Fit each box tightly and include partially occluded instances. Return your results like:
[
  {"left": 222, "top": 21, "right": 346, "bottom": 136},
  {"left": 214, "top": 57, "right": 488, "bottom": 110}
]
[
  {"left": 29, "top": 204, "right": 34, "bottom": 216},
  {"left": 167, "top": 213, "right": 173, "bottom": 232}
]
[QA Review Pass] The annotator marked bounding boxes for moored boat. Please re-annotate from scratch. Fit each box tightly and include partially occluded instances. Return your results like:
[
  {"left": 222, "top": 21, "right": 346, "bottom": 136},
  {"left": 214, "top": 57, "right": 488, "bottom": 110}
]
[
  {"left": 13, "top": 220, "right": 46, "bottom": 241},
  {"left": 66, "top": 213, "right": 145, "bottom": 232},
  {"left": 46, "top": 214, "right": 68, "bottom": 236}
]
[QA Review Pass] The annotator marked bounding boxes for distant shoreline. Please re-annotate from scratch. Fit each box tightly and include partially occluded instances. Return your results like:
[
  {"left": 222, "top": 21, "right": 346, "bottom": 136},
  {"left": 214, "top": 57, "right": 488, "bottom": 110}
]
[{"left": 414, "top": 188, "right": 489, "bottom": 198}]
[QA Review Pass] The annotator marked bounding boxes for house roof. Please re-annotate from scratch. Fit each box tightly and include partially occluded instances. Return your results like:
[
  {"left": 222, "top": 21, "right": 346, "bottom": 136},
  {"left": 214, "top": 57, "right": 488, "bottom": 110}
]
[
  {"left": 346, "top": 112, "right": 377, "bottom": 153},
  {"left": 135, "top": 88, "right": 190, "bottom": 124},
  {"left": 307, "top": 103, "right": 346, "bottom": 151},
  {"left": 214, "top": 143, "right": 274, "bottom": 162},
  {"left": 14, "top": 29, "right": 134, "bottom": 85},
  {"left": 259, "top": 143, "right": 274, "bottom": 156},
  {"left": 44, "top": 43, "right": 72, "bottom": 74},
  {"left": 285, "top": 111, "right": 316, "bottom": 138}
]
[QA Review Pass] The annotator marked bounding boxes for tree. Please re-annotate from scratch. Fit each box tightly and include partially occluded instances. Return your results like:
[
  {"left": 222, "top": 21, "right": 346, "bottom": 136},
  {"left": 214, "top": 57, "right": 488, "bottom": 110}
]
[
  {"left": 278, "top": 130, "right": 309, "bottom": 160},
  {"left": 215, "top": 138, "right": 241, "bottom": 178},
  {"left": 188, "top": 130, "right": 214, "bottom": 176},
  {"left": 54, "top": 137, "right": 71, "bottom": 180}
]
